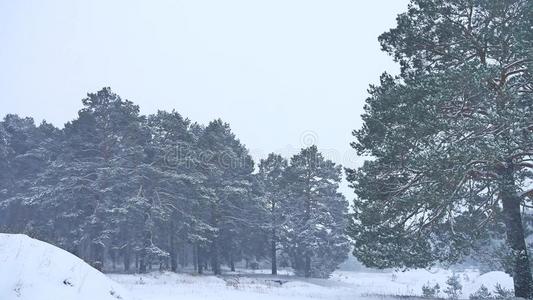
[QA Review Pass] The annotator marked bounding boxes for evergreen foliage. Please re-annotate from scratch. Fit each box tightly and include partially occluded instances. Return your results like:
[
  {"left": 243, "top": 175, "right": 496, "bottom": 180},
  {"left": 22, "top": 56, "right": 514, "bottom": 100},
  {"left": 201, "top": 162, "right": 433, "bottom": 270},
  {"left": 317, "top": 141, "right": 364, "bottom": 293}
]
[
  {"left": 0, "top": 88, "right": 349, "bottom": 278},
  {"left": 347, "top": 0, "right": 533, "bottom": 297}
]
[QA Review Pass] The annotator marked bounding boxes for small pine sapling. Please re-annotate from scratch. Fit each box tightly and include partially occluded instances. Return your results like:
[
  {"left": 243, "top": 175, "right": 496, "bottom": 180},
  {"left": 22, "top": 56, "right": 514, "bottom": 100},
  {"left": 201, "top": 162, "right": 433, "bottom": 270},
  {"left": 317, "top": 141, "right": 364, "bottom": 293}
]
[{"left": 444, "top": 274, "right": 462, "bottom": 299}]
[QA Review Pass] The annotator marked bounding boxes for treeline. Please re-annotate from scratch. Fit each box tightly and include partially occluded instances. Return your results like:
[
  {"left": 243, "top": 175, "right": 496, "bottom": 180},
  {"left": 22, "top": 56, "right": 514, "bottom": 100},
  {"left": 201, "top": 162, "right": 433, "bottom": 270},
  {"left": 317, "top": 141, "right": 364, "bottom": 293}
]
[{"left": 0, "top": 88, "right": 349, "bottom": 278}]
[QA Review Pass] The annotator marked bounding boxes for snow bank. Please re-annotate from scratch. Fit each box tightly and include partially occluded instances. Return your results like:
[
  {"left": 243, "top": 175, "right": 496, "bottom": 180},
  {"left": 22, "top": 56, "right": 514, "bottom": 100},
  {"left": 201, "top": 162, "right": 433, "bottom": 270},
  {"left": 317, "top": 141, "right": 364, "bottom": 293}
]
[
  {"left": 332, "top": 269, "right": 513, "bottom": 298},
  {"left": 466, "top": 271, "right": 514, "bottom": 296},
  {"left": 0, "top": 234, "right": 130, "bottom": 300}
]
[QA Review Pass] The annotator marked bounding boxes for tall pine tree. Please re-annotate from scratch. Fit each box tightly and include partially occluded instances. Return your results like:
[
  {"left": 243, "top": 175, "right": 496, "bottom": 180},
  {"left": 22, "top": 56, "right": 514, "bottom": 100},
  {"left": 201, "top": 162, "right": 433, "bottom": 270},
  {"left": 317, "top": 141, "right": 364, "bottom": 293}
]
[
  {"left": 348, "top": 0, "right": 533, "bottom": 297},
  {"left": 285, "top": 146, "right": 350, "bottom": 278},
  {"left": 258, "top": 153, "right": 289, "bottom": 275}
]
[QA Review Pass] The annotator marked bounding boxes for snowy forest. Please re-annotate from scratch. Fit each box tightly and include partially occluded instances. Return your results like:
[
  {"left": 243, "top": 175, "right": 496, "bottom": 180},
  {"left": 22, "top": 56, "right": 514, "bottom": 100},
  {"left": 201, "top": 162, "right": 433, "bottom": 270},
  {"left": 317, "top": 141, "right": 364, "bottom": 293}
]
[
  {"left": 1, "top": 0, "right": 533, "bottom": 299},
  {"left": 0, "top": 90, "right": 350, "bottom": 278}
]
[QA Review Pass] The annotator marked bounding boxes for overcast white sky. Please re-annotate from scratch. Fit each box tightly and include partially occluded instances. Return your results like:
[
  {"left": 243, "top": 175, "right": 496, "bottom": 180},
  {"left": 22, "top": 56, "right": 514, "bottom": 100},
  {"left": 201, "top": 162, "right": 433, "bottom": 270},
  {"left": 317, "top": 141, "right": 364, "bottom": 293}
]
[{"left": 0, "top": 0, "right": 408, "bottom": 197}]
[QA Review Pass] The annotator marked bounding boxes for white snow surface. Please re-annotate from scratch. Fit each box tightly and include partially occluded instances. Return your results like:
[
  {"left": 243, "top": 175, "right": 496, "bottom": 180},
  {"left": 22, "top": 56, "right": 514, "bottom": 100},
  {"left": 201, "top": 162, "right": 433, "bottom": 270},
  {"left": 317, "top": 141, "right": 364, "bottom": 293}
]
[
  {"left": 0, "top": 234, "right": 130, "bottom": 300},
  {"left": 110, "top": 268, "right": 514, "bottom": 300}
]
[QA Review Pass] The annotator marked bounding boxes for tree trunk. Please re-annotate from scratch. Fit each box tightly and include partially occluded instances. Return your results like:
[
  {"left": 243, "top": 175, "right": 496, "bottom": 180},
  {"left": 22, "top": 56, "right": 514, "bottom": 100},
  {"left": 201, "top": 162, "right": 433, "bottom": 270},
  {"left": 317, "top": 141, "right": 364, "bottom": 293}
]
[
  {"left": 139, "top": 255, "right": 147, "bottom": 273},
  {"left": 304, "top": 255, "right": 311, "bottom": 278},
  {"left": 210, "top": 201, "right": 221, "bottom": 275},
  {"left": 211, "top": 242, "right": 221, "bottom": 275},
  {"left": 91, "top": 242, "right": 105, "bottom": 271},
  {"left": 123, "top": 246, "right": 131, "bottom": 272},
  {"left": 303, "top": 176, "right": 312, "bottom": 278},
  {"left": 500, "top": 164, "right": 532, "bottom": 299},
  {"left": 111, "top": 249, "right": 116, "bottom": 271},
  {"left": 271, "top": 229, "right": 277, "bottom": 275},
  {"left": 179, "top": 245, "right": 187, "bottom": 268},
  {"left": 139, "top": 233, "right": 151, "bottom": 273},
  {"left": 230, "top": 255, "right": 235, "bottom": 272},
  {"left": 193, "top": 244, "right": 198, "bottom": 272},
  {"left": 170, "top": 233, "right": 177, "bottom": 272},
  {"left": 197, "top": 246, "right": 204, "bottom": 274},
  {"left": 198, "top": 262, "right": 203, "bottom": 274}
]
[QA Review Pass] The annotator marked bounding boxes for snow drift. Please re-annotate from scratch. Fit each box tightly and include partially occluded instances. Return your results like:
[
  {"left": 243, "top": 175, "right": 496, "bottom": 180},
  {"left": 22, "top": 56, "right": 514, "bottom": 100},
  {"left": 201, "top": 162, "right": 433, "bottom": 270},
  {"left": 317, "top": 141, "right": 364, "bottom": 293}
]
[{"left": 0, "top": 234, "right": 130, "bottom": 300}]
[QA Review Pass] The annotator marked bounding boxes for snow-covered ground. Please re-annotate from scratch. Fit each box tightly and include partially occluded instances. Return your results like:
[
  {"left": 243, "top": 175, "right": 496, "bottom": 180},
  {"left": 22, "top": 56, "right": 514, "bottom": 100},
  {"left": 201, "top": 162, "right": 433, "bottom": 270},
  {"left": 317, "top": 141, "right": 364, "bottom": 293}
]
[
  {"left": 0, "top": 233, "right": 515, "bottom": 300},
  {"left": 110, "top": 268, "right": 514, "bottom": 300},
  {"left": 0, "top": 234, "right": 130, "bottom": 300}
]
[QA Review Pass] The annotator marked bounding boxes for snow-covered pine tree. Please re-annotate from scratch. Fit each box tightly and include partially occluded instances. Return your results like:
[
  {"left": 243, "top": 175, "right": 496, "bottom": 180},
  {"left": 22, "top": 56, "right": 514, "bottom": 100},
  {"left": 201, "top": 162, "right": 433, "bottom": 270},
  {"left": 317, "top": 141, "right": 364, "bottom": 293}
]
[
  {"left": 145, "top": 110, "right": 209, "bottom": 272},
  {"left": 0, "top": 122, "right": 9, "bottom": 222},
  {"left": 348, "top": 0, "right": 533, "bottom": 297},
  {"left": 0, "top": 115, "right": 60, "bottom": 237},
  {"left": 196, "top": 119, "right": 256, "bottom": 275},
  {"left": 34, "top": 88, "right": 152, "bottom": 270},
  {"left": 284, "top": 146, "right": 350, "bottom": 278},
  {"left": 258, "top": 153, "right": 289, "bottom": 275}
]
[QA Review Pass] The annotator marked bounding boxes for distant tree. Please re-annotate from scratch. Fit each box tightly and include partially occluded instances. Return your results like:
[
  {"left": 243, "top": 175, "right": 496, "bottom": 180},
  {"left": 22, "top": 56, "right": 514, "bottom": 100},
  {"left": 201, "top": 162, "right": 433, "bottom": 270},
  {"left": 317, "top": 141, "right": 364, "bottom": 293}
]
[
  {"left": 444, "top": 274, "right": 463, "bottom": 300},
  {"left": 196, "top": 119, "right": 256, "bottom": 275},
  {"left": 469, "top": 285, "right": 492, "bottom": 300},
  {"left": 258, "top": 153, "right": 289, "bottom": 275},
  {"left": 0, "top": 115, "right": 60, "bottom": 236},
  {"left": 33, "top": 88, "right": 151, "bottom": 270},
  {"left": 422, "top": 282, "right": 441, "bottom": 298},
  {"left": 145, "top": 110, "right": 204, "bottom": 272},
  {"left": 285, "top": 146, "right": 350, "bottom": 278}
]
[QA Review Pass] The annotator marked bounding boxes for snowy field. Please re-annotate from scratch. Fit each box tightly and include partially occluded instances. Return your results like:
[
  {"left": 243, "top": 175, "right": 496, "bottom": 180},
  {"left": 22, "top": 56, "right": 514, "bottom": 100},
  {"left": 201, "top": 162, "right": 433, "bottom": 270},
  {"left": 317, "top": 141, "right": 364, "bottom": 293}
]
[
  {"left": 110, "top": 268, "right": 514, "bottom": 300},
  {"left": 1, "top": 233, "right": 515, "bottom": 300}
]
